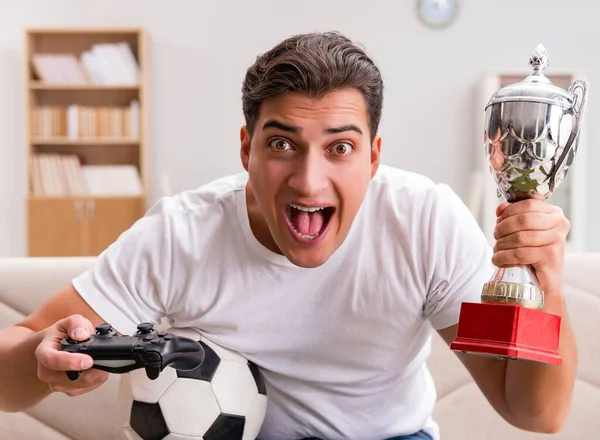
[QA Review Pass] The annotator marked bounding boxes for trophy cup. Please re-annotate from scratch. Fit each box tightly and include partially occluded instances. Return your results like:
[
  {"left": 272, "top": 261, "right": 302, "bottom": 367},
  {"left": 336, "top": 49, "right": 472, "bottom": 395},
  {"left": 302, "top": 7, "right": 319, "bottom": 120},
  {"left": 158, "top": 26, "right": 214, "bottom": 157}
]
[{"left": 450, "top": 44, "right": 588, "bottom": 364}]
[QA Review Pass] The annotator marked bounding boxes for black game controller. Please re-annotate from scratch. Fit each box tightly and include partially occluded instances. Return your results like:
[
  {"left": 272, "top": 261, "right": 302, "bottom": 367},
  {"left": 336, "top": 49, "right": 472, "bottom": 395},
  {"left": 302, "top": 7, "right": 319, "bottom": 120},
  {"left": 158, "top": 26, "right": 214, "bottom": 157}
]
[{"left": 60, "top": 322, "right": 205, "bottom": 381}]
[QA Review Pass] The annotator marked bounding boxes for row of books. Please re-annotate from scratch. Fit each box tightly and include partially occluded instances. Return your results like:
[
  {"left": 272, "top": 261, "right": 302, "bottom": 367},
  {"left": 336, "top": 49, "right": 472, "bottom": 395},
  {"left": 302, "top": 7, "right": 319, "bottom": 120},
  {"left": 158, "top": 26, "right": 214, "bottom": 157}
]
[
  {"left": 31, "top": 101, "right": 139, "bottom": 140},
  {"left": 31, "top": 42, "right": 140, "bottom": 85},
  {"left": 31, "top": 153, "right": 143, "bottom": 196}
]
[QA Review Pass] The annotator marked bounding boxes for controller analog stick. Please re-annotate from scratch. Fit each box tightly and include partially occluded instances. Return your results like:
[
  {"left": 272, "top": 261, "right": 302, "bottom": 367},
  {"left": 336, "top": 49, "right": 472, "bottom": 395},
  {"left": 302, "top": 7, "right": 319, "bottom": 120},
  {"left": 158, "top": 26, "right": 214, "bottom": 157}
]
[
  {"left": 137, "top": 323, "right": 154, "bottom": 334},
  {"left": 96, "top": 323, "right": 112, "bottom": 335}
]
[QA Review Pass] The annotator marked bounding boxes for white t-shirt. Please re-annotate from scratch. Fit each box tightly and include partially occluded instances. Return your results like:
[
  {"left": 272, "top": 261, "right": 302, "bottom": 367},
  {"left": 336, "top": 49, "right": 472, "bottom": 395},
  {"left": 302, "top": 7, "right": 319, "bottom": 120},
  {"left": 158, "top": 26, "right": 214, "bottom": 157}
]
[{"left": 72, "top": 164, "right": 494, "bottom": 440}]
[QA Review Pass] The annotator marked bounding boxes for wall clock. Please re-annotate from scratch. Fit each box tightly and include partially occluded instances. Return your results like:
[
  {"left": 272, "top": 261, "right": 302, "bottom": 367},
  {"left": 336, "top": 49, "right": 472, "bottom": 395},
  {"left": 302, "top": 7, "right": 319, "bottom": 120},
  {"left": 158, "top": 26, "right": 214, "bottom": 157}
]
[{"left": 417, "top": 0, "right": 459, "bottom": 29}]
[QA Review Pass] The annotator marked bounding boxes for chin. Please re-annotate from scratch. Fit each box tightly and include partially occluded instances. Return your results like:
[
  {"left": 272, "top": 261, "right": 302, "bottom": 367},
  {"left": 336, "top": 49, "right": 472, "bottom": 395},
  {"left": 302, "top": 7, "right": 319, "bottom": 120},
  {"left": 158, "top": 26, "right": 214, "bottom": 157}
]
[
  {"left": 277, "top": 215, "right": 340, "bottom": 269},
  {"left": 283, "top": 248, "right": 333, "bottom": 268}
]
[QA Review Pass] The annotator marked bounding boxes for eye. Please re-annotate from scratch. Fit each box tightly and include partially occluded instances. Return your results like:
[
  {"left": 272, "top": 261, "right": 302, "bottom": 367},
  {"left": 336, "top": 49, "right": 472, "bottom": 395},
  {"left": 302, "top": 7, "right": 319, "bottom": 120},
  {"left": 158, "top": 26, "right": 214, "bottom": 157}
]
[
  {"left": 268, "top": 138, "right": 293, "bottom": 151},
  {"left": 330, "top": 142, "right": 354, "bottom": 155}
]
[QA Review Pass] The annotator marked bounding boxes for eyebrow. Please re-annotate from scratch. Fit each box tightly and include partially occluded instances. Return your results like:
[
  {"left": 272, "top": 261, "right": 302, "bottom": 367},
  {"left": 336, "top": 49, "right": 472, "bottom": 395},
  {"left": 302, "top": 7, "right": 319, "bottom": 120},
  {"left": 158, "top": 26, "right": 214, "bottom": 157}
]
[
  {"left": 326, "top": 124, "right": 363, "bottom": 135},
  {"left": 262, "top": 119, "right": 363, "bottom": 135},
  {"left": 262, "top": 120, "right": 299, "bottom": 133}
]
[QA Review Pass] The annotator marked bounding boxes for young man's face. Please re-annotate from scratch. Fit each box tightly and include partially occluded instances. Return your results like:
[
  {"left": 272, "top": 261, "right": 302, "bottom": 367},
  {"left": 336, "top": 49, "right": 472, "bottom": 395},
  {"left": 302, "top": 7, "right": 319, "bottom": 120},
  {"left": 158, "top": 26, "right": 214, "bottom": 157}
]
[{"left": 240, "top": 88, "right": 381, "bottom": 268}]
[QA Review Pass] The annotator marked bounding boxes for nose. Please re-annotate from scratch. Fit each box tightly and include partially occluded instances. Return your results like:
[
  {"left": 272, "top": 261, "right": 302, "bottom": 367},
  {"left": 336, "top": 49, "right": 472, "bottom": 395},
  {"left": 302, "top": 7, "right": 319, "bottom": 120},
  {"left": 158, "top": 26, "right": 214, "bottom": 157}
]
[{"left": 287, "top": 150, "right": 329, "bottom": 196}]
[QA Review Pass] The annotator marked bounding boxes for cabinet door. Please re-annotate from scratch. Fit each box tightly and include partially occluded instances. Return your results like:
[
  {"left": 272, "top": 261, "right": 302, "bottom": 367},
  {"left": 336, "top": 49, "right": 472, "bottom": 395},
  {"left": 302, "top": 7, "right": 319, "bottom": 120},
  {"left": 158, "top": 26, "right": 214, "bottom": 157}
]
[
  {"left": 85, "top": 197, "right": 144, "bottom": 256},
  {"left": 28, "top": 198, "right": 85, "bottom": 256}
]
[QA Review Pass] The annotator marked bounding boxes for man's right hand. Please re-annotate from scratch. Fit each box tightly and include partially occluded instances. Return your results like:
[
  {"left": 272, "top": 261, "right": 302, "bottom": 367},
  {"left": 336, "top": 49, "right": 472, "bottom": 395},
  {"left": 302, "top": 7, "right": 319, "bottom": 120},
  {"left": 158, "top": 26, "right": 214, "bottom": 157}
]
[{"left": 34, "top": 314, "right": 109, "bottom": 397}]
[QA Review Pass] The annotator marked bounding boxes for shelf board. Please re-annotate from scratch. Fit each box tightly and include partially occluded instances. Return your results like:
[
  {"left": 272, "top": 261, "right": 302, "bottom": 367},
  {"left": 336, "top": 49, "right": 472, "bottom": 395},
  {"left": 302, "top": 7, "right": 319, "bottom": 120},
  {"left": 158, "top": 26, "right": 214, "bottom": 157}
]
[
  {"left": 29, "top": 81, "right": 140, "bottom": 91},
  {"left": 28, "top": 194, "right": 145, "bottom": 201},
  {"left": 27, "top": 27, "right": 142, "bottom": 35},
  {"left": 32, "top": 137, "right": 140, "bottom": 145}
]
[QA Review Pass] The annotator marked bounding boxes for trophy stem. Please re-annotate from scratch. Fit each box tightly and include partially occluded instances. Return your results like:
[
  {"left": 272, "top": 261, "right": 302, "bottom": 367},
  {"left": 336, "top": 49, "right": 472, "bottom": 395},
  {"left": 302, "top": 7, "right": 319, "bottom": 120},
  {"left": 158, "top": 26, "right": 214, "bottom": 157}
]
[{"left": 481, "top": 265, "right": 544, "bottom": 310}]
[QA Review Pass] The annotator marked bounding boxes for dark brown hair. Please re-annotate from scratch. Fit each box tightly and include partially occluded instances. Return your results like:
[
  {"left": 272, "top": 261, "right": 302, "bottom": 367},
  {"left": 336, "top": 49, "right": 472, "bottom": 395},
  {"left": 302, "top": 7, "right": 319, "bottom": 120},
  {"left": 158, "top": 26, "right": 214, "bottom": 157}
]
[{"left": 241, "top": 31, "right": 384, "bottom": 142}]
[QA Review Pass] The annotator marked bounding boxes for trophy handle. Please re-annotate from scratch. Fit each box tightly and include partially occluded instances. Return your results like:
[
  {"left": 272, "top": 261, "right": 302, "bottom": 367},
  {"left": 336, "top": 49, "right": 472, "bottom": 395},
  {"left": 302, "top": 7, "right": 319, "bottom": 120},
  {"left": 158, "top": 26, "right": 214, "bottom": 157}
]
[{"left": 548, "top": 77, "right": 589, "bottom": 192}]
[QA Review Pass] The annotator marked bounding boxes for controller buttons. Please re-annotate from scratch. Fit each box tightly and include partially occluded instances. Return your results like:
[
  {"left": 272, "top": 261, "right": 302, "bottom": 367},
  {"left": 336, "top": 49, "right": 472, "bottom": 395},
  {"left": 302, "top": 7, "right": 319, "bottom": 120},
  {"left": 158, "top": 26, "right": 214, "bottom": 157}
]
[
  {"left": 157, "top": 331, "right": 166, "bottom": 337},
  {"left": 164, "top": 334, "right": 174, "bottom": 340},
  {"left": 137, "top": 323, "right": 154, "bottom": 334},
  {"left": 143, "top": 335, "right": 155, "bottom": 341}
]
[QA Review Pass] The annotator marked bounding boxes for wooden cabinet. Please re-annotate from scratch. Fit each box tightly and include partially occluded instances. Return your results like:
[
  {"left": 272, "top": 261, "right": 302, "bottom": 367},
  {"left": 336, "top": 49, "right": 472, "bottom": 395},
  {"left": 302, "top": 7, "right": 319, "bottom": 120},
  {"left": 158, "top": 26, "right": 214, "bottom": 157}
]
[
  {"left": 86, "top": 197, "right": 144, "bottom": 255},
  {"left": 28, "top": 197, "right": 85, "bottom": 257},
  {"left": 25, "top": 28, "right": 149, "bottom": 256},
  {"left": 28, "top": 196, "right": 144, "bottom": 256}
]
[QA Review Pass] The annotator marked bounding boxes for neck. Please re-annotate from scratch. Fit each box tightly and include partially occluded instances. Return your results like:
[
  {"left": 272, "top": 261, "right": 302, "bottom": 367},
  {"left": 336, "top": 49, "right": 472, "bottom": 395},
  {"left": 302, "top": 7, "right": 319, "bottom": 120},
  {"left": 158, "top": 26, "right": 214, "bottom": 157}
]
[{"left": 245, "top": 181, "right": 283, "bottom": 255}]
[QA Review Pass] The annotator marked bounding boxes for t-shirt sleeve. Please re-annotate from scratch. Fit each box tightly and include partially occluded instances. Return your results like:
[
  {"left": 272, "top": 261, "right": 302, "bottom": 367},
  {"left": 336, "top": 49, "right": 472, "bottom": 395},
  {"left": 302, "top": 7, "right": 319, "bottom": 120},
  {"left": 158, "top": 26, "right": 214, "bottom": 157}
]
[
  {"left": 422, "top": 183, "right": 495, "bottom": 330},
  {"left": 71, "top": 198, "right": 176, "bottom": 335}
]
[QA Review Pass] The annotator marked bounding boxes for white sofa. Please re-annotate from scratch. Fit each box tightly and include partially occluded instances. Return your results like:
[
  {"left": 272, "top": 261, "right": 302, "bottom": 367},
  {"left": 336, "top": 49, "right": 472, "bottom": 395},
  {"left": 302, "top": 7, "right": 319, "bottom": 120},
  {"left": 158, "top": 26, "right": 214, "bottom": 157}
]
[{"left": 0, "top": 254, "right": 599, "bottom": 439}]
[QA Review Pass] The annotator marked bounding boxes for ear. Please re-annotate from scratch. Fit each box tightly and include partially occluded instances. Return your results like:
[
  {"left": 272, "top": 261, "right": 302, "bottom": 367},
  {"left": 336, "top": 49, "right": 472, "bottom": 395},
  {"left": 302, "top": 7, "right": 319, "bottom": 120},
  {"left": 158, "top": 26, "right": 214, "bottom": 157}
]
[
  {"left": 240, "top": 126, "right": 251, "bottom": 171},
  {"left": 370, "top": 135, "right": 382, "bottom": 178}
]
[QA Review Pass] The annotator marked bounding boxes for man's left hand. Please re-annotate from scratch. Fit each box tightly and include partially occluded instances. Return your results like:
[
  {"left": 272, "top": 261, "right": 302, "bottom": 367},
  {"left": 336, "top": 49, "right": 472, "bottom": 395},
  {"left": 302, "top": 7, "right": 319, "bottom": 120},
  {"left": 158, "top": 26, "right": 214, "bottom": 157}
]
[{"left": 492, "top": 199, "right": 570, "bottom": 297}]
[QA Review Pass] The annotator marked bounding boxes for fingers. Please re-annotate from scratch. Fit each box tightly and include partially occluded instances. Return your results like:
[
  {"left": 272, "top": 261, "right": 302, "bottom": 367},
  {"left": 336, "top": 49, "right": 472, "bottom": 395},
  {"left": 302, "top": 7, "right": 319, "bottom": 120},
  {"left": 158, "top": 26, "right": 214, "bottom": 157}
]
[
  {"left": 495, "top": 202, "right": 510, "bottom": 218},
  {"left": 42, "top": 367, "right": 109, "bottom": 396},
  {"left": 39, "top": 364, "right": 107, "bottom": 386},
  {"left": 56, "top": 379, "right": 106, "bottom": 397},
  {"left": 494, "top": 211, "right": 560, "bottom": 240},
  {"left": 35, "top": 338, "right": 93, "bottom": 371},
  {"left": 492, "top": 199, "right": 569, "bottom": 270},
  {"left": 34, "top": 314, "right": 110, "bottom": 398},
  {"left": 494, "top": 229, "right": 557, "bottom": 253},
  {"left": 496, "top": 199, "right": 558, "bottom": 222},
  {"left": 55, "top": 314, "right": 95, "bottom": 341},
  {"left": 492, "top": 243, "right": 563, "bottom": 268},
  {"left": 35, "top": 314, "right": 96, "bottom": 373}
]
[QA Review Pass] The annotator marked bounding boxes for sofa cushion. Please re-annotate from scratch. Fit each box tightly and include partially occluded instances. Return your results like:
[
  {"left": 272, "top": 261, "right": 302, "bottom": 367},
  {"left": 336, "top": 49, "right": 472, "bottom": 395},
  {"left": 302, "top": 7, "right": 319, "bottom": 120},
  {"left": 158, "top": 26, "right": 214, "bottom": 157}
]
[
  {"left": 433, "top": 378, "right": 600, "bottom": 439},
  {"left": 28, "top": 376, "right": 127, "bottom": 440},
  {"left": 0, "top": 411, "right": 71, "bottom": 439},
  {"left": 0, "top": 300, "right": 23, "bottom": 329},
  {"left": 0, "top": 257, "right": 96, "bottom": 316}
]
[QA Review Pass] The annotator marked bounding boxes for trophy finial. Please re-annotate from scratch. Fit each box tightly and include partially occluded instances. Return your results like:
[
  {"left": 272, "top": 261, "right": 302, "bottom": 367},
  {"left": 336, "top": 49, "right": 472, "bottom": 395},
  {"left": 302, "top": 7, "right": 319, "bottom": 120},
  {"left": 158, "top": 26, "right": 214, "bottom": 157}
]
[{"left": 529, "top": 44, "right": 549, "bottom": 75}]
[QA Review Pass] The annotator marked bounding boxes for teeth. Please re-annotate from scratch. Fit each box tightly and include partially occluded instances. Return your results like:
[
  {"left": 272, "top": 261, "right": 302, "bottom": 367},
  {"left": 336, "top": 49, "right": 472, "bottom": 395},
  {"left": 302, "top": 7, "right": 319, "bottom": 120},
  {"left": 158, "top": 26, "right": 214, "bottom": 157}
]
[
  {"left": 291, "top": 227, "right": 319, "bottom": 240},
  {"left": 286, "top": 204, "right": 332, "bottom": 240},
  {"left": 289, "top": 204, "right": 326, "bottom": 212}
]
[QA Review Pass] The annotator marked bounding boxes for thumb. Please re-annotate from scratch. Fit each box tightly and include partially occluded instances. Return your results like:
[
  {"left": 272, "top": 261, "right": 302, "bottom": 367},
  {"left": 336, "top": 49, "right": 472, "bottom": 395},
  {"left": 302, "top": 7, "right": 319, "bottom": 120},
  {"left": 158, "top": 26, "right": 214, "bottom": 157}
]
[
  {"left": 56, "top": 314, "right": 95, "bottom": 341},
  {"left": 496, "top": 202, "right": 510, "bottom": 220}
]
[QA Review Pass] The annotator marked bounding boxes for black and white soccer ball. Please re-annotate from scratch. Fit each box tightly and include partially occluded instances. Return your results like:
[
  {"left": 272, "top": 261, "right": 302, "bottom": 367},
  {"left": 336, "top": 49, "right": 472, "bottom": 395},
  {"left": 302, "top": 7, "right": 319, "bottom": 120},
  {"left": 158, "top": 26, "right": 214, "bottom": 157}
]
[{"left": 117, "top": 327, "right": 267, "bottom": 440}]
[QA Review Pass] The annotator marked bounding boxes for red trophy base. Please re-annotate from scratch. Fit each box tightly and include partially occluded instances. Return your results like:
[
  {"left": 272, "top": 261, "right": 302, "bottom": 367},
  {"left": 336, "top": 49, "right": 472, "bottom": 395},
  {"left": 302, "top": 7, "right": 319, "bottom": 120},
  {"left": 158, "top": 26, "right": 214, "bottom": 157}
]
[{"left": 450, "top": 302, "right": 562, "bottom": 365}]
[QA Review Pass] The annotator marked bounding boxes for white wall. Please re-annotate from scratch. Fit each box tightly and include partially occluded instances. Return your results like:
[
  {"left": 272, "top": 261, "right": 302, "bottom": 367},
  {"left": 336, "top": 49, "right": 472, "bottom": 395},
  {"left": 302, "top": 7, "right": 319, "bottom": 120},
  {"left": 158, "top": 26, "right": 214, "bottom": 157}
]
[{"left": 0, "top": 0, "right": 598, "bottom": 256}]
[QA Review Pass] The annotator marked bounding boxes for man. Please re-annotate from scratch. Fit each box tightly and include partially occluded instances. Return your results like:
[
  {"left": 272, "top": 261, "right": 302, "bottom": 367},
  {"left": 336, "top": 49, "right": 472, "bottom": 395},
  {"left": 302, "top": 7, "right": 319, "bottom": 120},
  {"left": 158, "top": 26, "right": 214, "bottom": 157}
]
[{"left": 0, "top": 31, "right": 576, "bottom": 440}]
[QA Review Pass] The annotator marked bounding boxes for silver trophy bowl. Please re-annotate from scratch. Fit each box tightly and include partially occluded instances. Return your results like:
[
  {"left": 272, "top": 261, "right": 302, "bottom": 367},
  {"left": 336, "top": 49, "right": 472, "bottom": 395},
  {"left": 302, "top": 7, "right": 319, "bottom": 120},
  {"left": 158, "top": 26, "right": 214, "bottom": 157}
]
[{"left": 482, "top": 44, "right": 588, "bottom": 309}]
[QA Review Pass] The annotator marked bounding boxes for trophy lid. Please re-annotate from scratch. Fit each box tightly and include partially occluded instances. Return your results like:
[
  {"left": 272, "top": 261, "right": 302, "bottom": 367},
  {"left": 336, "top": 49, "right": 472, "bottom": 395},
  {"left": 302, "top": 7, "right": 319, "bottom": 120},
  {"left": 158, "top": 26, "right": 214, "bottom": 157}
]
[{"left": 485, "top": 44, "right": 574, "bottom": 109}]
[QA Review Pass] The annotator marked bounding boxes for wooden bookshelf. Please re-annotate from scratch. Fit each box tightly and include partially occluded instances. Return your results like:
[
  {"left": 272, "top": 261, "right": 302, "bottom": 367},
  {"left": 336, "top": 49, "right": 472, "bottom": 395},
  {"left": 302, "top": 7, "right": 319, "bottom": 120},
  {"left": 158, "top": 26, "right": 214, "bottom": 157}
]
[
  {"left": 25, "top": 28, "right": 149, "bottom": 257},
  {"left": 29, "top": 81, "right": 141, "bottom": 91}
]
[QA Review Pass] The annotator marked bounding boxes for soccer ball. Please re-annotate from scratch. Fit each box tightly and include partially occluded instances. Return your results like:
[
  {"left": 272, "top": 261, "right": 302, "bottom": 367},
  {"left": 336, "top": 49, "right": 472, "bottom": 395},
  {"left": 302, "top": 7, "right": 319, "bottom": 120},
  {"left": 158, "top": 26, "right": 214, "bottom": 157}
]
[{"left": 117, "top": 327, "right": 268, "bottom": 440}]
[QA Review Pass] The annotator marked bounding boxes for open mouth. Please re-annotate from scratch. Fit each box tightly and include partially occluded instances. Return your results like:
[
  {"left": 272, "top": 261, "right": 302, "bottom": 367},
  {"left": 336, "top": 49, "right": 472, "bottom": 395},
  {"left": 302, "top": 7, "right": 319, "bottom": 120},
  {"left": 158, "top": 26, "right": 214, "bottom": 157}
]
[{"left": 285, "top": 204, "right": 335, "bottom": 241}]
